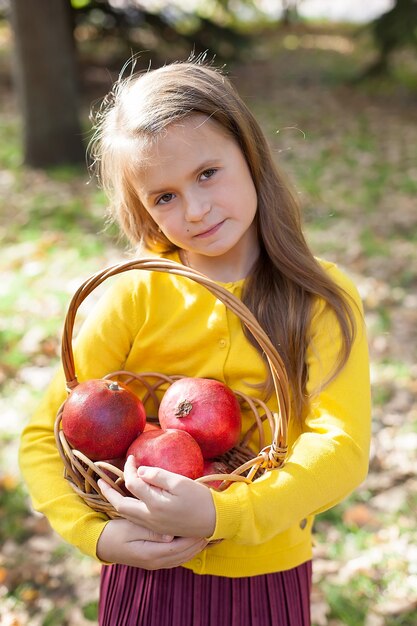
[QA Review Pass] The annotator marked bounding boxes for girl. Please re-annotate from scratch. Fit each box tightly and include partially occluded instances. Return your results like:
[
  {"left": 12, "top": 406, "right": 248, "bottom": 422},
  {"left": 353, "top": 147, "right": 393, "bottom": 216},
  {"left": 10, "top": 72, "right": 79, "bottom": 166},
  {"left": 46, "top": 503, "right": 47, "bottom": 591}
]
[{"left": 19, "top": 59, "right": 371, "bottom": 626}]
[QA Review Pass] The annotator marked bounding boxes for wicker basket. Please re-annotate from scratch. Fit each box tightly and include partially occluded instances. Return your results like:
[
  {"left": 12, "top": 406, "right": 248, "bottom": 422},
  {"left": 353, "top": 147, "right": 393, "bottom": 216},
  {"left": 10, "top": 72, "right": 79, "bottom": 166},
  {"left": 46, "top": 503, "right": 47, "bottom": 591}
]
[{"left": 54, "top": 258, "right": 291, "bottom": 519}]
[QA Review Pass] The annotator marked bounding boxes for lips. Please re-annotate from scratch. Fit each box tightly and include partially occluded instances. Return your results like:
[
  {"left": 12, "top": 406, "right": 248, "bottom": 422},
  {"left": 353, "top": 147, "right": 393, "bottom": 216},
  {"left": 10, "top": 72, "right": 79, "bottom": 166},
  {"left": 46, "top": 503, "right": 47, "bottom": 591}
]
[{"left": 193, "top": 220, "right": 226, "bottom": 238}]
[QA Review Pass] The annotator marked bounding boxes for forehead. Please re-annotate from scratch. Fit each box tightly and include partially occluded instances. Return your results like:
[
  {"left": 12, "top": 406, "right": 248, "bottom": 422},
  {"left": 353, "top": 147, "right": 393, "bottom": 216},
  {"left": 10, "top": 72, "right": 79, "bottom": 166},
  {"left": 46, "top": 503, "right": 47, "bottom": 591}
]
[
  {"left": 134, "top": 114, "right": 236, "bottom": 178},
  {"left": 142, "top": 114, "right": 229, "bottom": 157}
]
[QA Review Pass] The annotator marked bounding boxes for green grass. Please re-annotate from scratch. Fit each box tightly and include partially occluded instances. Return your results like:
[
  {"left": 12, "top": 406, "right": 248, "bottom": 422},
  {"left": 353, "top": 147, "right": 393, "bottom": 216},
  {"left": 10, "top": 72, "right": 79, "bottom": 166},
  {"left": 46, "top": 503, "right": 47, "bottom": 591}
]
[
  {"left": 0, "top": 117, "right": 22, "bottom": 169},
  {"left": 387, "top": 612, "right": 417, "bottom": 626},
  {"left": 372, "top": 383, "right": 394, "bottom": 407},
  {"left": 41, "top": 608, "right": 67, "bottom": 626},
  {"left": 324, "top": 578, "right": 371, "bottom": 626},
  {"left": 82, "top": 600, "right": 99, "bottom": 621},
  {"left": 359, "top": 229, "right": 389, "bottom": 257},
  {"left": 0, "top": 478, "right": 31, "bottom": 544}
]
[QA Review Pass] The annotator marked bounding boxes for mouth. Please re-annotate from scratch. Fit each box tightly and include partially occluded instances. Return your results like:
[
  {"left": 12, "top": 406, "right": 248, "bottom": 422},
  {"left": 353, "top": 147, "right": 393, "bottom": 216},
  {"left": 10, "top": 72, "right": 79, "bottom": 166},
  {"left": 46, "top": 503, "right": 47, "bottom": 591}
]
[{"left": 193, "top": 220, "right": 226, "bottom": 238}]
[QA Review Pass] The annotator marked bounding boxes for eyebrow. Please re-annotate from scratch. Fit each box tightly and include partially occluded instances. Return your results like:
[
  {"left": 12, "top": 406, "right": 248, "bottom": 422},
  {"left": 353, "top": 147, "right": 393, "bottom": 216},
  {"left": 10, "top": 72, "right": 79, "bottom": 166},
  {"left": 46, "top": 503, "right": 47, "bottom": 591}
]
[{"left": 145, "top": 159, "right": 220, "bottom": 199}]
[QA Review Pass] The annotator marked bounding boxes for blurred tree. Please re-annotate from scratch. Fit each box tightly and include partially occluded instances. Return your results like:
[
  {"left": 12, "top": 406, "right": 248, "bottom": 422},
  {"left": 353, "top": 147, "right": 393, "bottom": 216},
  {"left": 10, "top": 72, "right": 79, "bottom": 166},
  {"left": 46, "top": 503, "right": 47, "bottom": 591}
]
[
  {"left": 10, "top": 0, "right": 84, "bottom": 167},
  {"left": 7, "top": 0, "right": 253, "bottom": 169},
  {"left": 281, "top": 0, "right": 302, "bottom": 25},
  {"left": 71, "top": 0, "right": 249, "bottom": 62},
  {"left": 363, "top": 0, "right": 417, "bottom": 76}
]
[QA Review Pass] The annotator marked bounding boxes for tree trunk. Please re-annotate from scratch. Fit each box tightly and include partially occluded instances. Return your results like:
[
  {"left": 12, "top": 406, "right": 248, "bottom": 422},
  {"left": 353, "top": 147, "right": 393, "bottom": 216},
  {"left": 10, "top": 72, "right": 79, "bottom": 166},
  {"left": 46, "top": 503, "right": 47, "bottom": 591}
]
[{"left": 10, "top": 0, "right": 84, "bottom": 167}]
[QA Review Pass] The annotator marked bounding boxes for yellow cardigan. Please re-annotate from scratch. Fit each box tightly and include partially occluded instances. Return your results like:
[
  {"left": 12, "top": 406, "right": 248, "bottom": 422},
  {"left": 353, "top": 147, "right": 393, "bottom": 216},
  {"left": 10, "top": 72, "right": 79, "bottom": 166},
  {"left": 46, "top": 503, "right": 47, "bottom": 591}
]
[{"left": 19, "top": 252, "right": 371, "bottom": 577}]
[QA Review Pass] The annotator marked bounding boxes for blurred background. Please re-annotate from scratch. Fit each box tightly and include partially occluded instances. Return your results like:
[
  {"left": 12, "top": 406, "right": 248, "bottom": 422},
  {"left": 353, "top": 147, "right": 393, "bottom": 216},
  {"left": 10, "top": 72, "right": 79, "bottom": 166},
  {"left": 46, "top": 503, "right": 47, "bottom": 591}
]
[{"left": 1, "top": 1, "right": 417, "bottom": 624}]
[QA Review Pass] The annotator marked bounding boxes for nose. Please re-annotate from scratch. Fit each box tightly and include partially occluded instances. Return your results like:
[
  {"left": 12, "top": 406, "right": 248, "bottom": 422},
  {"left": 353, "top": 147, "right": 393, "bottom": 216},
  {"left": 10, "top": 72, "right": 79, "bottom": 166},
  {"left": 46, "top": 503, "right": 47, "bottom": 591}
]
[{"left": 184, "top": 191, "right": 211, "bottom": 222}]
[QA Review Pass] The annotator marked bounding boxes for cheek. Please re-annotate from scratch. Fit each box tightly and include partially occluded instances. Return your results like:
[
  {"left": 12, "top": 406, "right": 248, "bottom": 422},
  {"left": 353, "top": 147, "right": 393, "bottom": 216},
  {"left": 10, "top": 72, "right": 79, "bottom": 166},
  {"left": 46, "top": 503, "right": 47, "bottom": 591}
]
[
  {"left": 229, "top": 182, "right": 257, "bottom": 220},
  {"left": 156, "top": 214, "right": 183, "bottom": 239},
  {"left": 144, "top": 207, "right": 171, "bottom": 230},
  {"left": 243, "top": 181, "right": 258, "bottom": 219}
]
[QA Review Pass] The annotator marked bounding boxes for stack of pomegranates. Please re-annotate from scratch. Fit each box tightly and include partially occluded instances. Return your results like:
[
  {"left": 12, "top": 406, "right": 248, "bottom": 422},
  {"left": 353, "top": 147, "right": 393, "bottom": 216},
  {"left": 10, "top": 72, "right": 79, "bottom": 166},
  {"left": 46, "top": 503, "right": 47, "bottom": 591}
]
[{"left": 61, "top": 377, "right": 242, "bottom": 486}]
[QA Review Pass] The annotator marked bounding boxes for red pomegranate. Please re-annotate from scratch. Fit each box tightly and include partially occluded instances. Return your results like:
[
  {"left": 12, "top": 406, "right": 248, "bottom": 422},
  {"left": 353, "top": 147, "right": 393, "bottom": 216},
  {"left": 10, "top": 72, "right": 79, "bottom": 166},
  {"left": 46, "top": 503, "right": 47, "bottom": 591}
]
[
  {"left": 61, "top": 379, "right": 146, "bottom": 461},
  {"left": 101, "top": 456, "right": 125, "bottom": 472},
  {"left": 97, "top": 456, "right": 125, "bottom": 480},
  {"left": 158, "top": 378, "right": 242, "bottom": 459},
  {"left": 143, "top": 421, "right": 161, "bottom": 432},
  {"left": 97, "top": 457, "right": 132, "bottom": 495},
  {"left": 201, "top": 459, "right": 229, "bottom": 489},
  {"left": 127, "top": 428, "right": 204, "bottom": 480}
]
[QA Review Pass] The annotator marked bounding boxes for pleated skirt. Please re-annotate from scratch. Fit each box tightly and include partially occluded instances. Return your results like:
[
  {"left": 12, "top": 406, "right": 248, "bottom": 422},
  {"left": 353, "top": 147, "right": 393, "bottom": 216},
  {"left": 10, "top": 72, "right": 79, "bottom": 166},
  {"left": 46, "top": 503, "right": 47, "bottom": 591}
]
[{"left": 99, "top": 560, "right": 312, "bottom": 626}]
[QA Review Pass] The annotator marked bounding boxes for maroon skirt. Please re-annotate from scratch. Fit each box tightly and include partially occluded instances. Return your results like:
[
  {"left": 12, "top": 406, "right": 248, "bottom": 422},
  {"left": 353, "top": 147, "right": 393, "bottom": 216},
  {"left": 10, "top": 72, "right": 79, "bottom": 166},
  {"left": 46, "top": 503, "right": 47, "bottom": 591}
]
[{"left": 99, "top": 561, "right": 312, "bottom": 626}]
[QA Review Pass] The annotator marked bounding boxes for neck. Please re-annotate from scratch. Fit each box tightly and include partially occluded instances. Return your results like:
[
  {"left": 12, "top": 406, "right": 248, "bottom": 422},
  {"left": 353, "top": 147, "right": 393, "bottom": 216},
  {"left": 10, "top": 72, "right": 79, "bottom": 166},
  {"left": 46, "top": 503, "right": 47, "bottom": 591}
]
[{"left": 180, "top": 237, "right": 260, "bottom": 283}]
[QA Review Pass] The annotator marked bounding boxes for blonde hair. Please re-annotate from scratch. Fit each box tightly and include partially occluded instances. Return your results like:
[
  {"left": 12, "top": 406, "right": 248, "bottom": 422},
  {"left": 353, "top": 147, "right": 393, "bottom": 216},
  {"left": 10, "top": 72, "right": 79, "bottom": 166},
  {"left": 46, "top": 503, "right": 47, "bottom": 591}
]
[{"left": 89, "top": 58, "right": 357, "bottom": 417}]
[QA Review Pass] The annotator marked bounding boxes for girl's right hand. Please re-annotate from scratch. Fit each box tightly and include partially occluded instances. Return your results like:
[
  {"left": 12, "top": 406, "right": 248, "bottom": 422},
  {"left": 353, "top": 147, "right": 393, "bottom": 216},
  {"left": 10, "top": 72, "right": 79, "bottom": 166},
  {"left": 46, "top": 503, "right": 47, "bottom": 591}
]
[{"left": 96, "top": 518, "right": 208, "bottom": 569}]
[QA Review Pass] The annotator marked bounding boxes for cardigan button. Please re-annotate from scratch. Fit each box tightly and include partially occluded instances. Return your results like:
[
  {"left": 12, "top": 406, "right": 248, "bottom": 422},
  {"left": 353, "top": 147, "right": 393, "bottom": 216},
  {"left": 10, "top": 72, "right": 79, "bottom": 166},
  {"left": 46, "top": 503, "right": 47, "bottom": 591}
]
[
  {"left": 219, "top": 339, "right": 227, "bottom": 348},
  {"left": 299, "top": 518, "right": 307, "bottom": 530}
]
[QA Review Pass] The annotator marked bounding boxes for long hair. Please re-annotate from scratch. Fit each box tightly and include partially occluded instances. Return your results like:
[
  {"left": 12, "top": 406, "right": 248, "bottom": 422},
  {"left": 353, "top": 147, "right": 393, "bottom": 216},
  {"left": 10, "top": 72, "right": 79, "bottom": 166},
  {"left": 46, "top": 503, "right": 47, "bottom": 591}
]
[{"left": 89, "top": 58, "right": 357, "bottom": 418}]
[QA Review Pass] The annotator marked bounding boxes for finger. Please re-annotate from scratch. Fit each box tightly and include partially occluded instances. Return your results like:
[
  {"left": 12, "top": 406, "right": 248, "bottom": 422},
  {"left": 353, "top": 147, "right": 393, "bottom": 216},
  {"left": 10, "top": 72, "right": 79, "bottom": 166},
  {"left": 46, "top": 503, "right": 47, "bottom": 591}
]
[
  {"left": 122, "top": 457, "right": 167, "bottom": 501},
  {"left": 122, "top": 470, "right": 160, "bottom": 505},
  {"left": 117, "top": 519, "right": 173, "bottom": 543},
  {"left": 148, "top": 537, "right": 208, "bottom": 569},
  {"left": 136, "top": 466, "right": 188, "bottom": 493},
  {"left": 164, "top": 538, "right": 208, "bottom": 568},
  {"left": 124, "top": 454, "right": 137, "bottom": 477},
  {"left": 123, "top": 466, "right": 179, "bottom": 504},
  {"left": 98, "top": 478, "right": 126, "bottom": 506},
  {"left": 98, "top": 478, "right": 149, "bottom": 520},
  {"left": 172, "top": 536, "right": 208, "bottom": 557}
]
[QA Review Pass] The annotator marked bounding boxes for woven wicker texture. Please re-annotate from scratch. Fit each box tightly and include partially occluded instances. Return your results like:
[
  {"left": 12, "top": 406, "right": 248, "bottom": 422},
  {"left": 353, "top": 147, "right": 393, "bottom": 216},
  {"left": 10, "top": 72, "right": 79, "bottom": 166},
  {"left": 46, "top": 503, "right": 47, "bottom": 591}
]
[{"left": 54, "top": 258, "right": 291, "bottom": 519}]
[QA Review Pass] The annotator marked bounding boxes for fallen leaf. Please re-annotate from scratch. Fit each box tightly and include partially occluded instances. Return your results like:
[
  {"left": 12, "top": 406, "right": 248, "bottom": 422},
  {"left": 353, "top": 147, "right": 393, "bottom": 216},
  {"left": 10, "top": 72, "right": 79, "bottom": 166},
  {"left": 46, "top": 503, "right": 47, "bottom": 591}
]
[
  {"left": 0, "top": 566, "right": 7, "bottom": 584},
  {"left": 342, "top": 503, "right": 380, "bottom": 528}
]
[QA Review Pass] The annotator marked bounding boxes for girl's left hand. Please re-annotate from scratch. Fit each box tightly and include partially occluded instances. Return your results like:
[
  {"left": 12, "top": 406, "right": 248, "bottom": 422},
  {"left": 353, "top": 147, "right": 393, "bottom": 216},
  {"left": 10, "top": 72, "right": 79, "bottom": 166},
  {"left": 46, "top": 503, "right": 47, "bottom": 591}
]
[{"left": 98, "top": 455, "right": 216, "bottom": 539}]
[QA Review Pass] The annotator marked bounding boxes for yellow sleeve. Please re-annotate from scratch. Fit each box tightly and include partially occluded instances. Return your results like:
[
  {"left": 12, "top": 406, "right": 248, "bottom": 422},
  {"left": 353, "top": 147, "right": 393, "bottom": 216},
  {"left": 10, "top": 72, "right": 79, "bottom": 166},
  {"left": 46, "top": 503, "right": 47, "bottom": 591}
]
[
  {"left": 209, "top": 267, "right": 371, "bottom": 544},
  {"left": 19, "top": 273, "right": 143, "bottom": 559}
]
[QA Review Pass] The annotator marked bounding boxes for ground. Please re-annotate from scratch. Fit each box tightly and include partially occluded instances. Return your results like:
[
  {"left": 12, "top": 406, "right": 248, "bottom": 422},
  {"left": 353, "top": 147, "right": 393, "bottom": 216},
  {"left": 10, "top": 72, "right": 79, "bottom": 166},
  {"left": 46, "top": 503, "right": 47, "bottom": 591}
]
[{"left": 0, "top": 19, "right": 417, "bottom": 626}]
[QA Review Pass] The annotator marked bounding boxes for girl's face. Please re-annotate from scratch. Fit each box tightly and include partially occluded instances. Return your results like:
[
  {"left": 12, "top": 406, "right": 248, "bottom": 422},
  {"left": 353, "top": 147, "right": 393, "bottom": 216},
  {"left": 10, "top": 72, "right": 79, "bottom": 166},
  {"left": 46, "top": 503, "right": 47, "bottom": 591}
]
[{"left": 132, "top": 114, "right": 259, "bottom": 280}]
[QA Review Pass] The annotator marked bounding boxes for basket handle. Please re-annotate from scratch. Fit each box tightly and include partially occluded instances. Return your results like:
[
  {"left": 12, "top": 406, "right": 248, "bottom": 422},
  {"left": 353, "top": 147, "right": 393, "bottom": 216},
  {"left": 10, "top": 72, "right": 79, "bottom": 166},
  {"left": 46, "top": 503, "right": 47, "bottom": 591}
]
[{"left": 61, "top": 257, "right": 290, "bottom": 449}]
